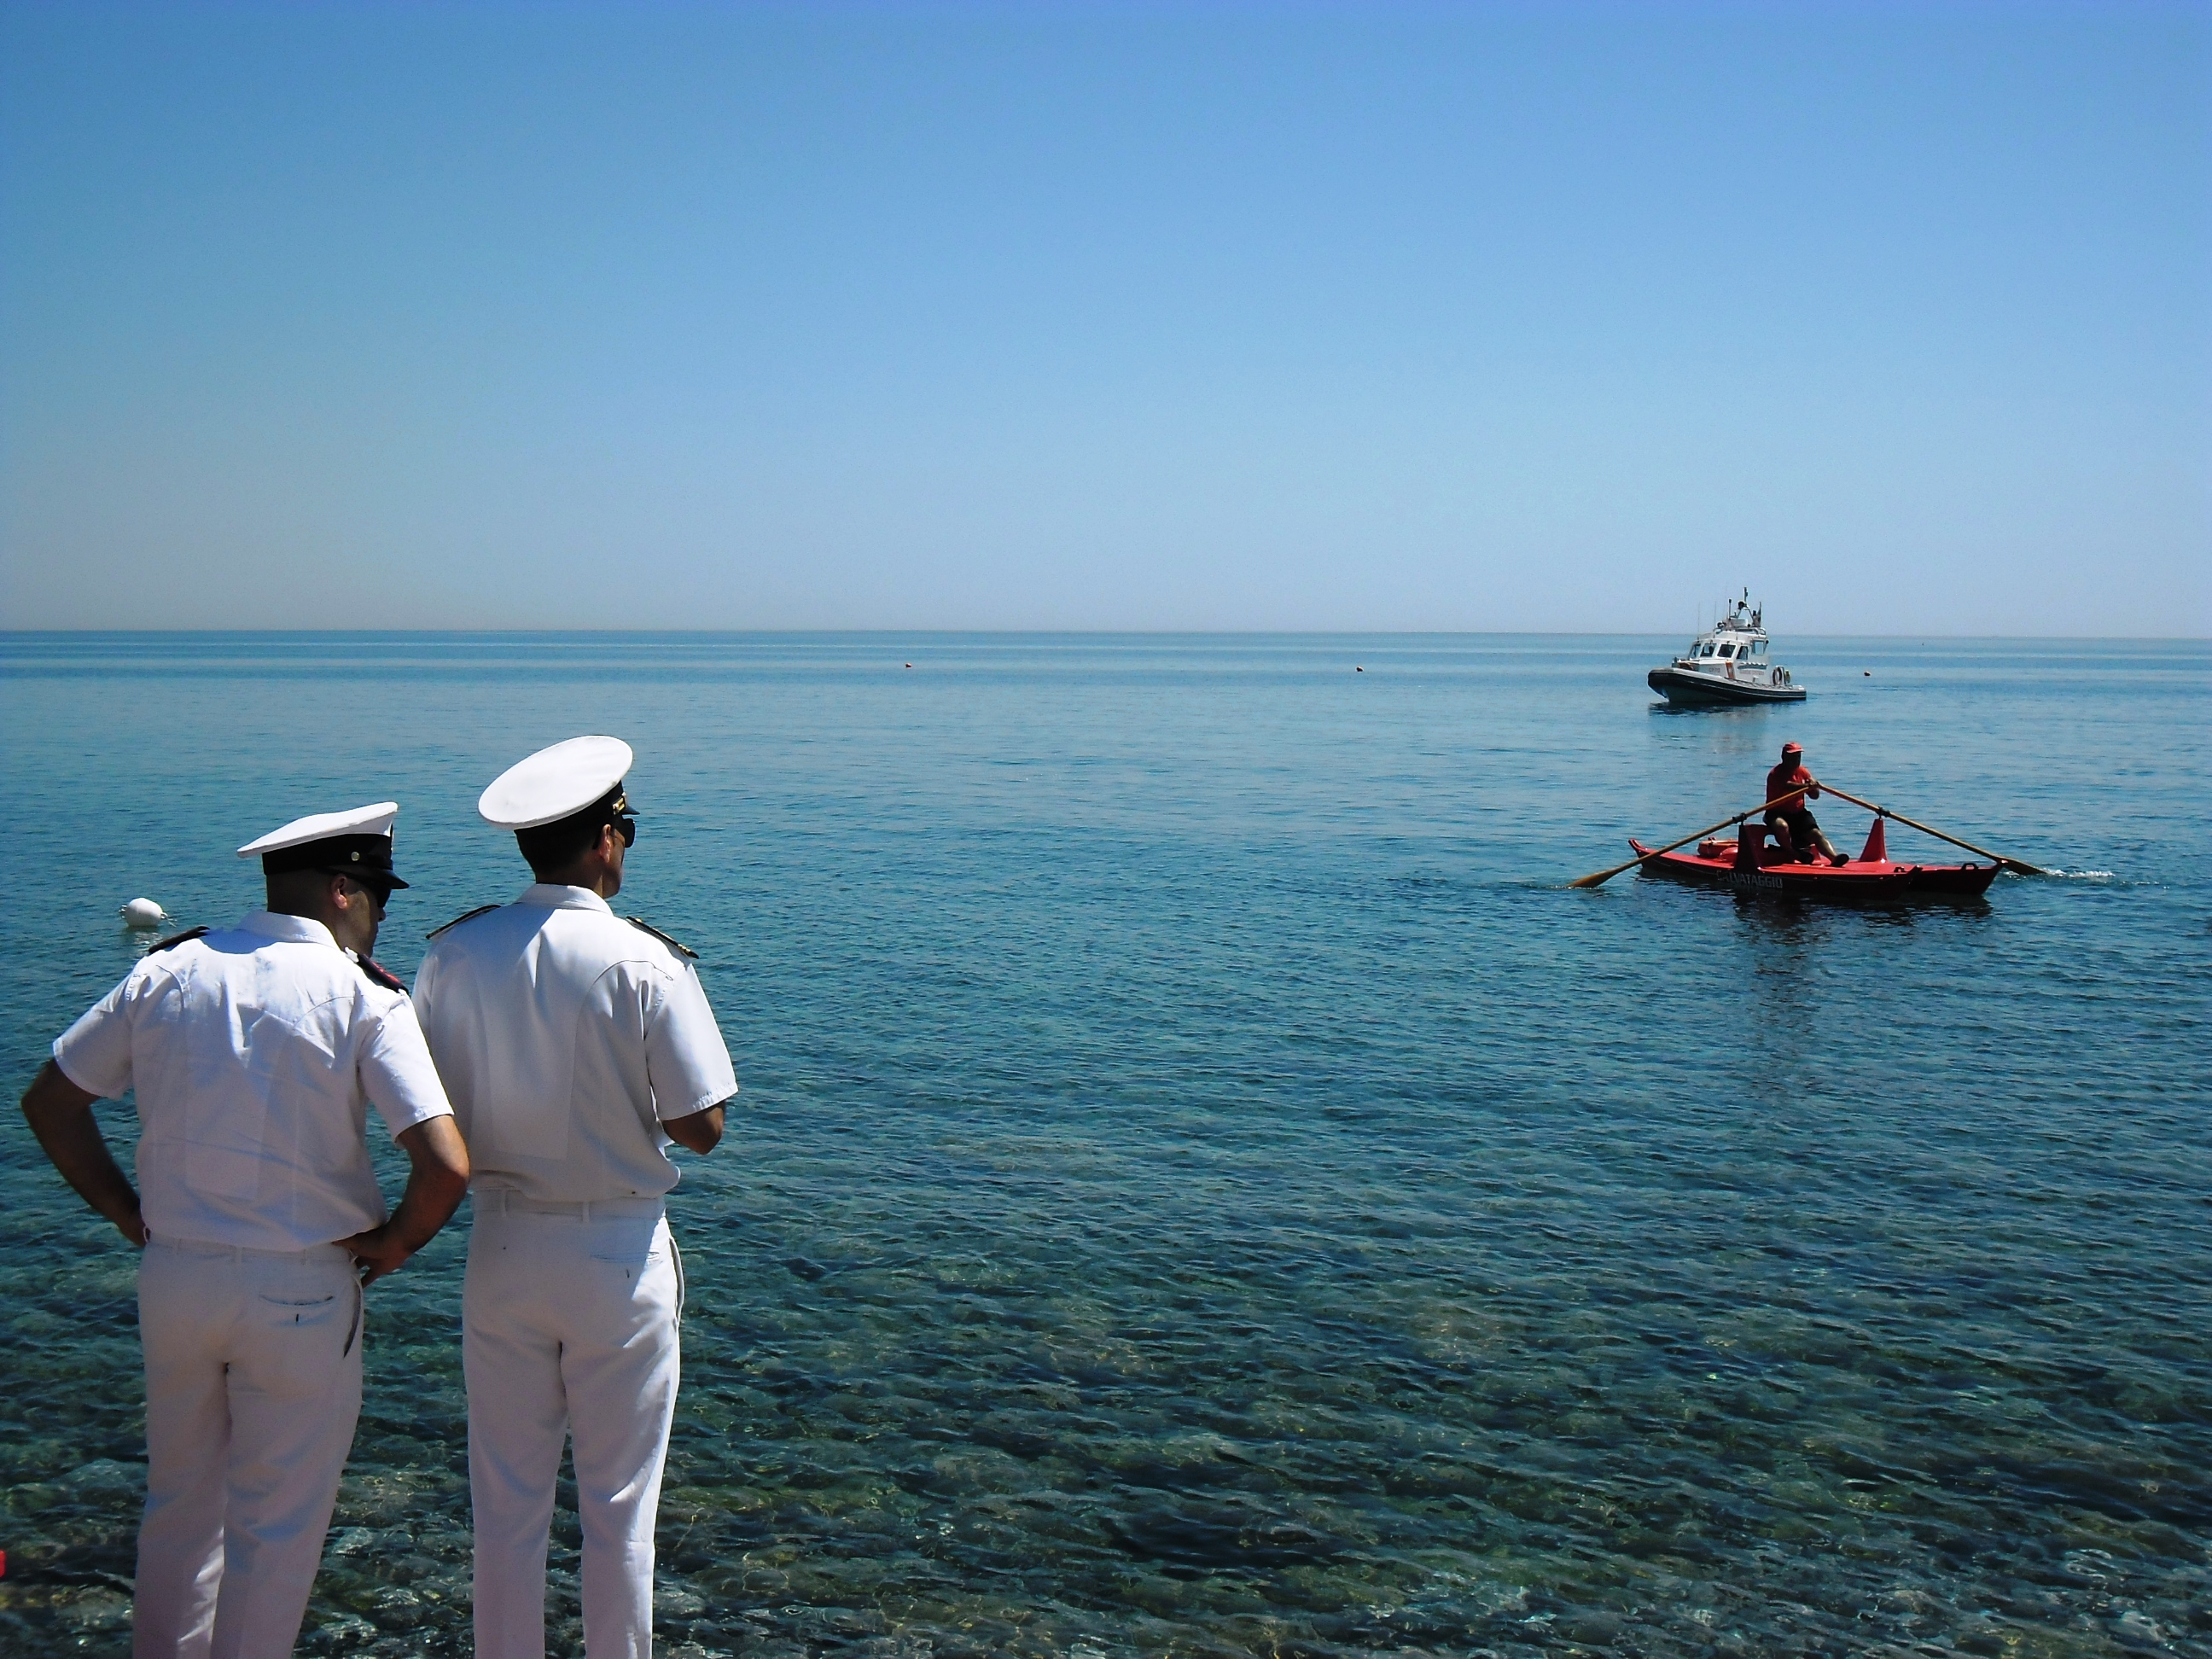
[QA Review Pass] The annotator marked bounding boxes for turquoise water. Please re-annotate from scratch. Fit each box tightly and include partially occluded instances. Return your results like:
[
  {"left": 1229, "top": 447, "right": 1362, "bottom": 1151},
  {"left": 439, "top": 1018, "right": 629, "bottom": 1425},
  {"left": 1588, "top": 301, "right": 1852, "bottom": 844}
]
[{"left": 2, "top": 632, "right": 2207, "bottom": 1659}]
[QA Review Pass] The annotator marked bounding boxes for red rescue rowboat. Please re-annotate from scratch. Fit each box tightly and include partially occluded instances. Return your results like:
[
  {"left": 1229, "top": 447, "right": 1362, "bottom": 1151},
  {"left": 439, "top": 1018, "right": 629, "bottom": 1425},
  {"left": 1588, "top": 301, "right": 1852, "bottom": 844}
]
[{"left": 1629, "top": 815, "right": 2000, "bottom": 903}]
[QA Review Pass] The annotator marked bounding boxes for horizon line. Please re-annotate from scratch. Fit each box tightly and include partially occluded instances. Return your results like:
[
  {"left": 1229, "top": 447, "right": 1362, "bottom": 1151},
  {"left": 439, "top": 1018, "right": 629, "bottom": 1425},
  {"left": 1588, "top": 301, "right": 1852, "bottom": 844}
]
[{"left": 2, "top": 627, "right": 2207, "bottom": 643}]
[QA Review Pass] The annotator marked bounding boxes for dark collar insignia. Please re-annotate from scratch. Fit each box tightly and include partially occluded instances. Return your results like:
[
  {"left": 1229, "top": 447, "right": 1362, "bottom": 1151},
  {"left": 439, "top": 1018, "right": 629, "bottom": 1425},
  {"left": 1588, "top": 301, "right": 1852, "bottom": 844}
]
[
  {"left": 146, "top": 926, "right": 210, "bottom": 955},
  {"left": 357, "top": 957, "right": 408, "bottom": 993},
  {"left": 624, "top": 916, "right": 698, "bottom": 960},
  {"left": 426, "top": 903, "right": 501, "bottom": 940}
]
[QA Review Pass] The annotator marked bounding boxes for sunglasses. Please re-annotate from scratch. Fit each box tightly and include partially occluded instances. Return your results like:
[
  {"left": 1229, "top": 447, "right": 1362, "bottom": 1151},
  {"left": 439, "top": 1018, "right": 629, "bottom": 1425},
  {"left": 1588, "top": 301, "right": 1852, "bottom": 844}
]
[{"left": 611, "top": 793, "right": 637, "bottom": 847}]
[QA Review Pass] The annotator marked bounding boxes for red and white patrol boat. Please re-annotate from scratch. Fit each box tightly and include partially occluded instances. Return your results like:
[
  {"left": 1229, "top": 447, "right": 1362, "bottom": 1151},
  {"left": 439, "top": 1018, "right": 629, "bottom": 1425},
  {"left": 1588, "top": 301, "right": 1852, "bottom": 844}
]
[{"left": 1629, "top": 816, "right": 2000, "bottom": 902}]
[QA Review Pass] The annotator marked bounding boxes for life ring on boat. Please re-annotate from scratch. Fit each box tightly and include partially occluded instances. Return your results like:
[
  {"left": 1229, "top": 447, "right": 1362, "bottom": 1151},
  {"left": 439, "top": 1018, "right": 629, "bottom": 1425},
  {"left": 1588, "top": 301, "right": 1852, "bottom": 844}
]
[{"left": 1771, "top": 668, "right": 1782, "bottom": 687}]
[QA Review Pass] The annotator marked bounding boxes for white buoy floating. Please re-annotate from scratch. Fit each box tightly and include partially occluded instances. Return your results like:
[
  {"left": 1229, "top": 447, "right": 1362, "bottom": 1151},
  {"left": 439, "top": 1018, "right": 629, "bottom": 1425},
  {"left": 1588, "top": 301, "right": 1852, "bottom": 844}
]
[{"left": 119, "top": 898, "right": 169, "bottom": 930}]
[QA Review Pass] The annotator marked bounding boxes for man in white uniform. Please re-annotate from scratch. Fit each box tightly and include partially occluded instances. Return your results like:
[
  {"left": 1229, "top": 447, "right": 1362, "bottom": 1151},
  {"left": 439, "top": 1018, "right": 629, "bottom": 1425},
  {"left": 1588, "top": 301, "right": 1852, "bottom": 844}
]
[
  {"left": 413, "top": 736, "right": 736, "bottom": 1659},
  {"left": 19, "top": 802, "right": 472, "bottom": 1659}
]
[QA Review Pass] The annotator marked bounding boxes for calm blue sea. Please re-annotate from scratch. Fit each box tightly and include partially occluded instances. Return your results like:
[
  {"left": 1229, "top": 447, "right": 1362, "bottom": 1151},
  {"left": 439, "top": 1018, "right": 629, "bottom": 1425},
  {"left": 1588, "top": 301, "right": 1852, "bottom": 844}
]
[{"left": 1, "top": 632, "right": 2207, "bottom": 1659}]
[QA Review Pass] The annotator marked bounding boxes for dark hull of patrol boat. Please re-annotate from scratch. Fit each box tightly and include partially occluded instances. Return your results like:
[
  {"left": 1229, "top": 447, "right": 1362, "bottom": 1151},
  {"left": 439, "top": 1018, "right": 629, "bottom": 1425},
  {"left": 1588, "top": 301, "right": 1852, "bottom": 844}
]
[
  {"left": 1627, "top": 841, "right": 2000, "bottom": 903},
  {"left": 1646, "top": 666, "right": 1807, "bottom": 705}
]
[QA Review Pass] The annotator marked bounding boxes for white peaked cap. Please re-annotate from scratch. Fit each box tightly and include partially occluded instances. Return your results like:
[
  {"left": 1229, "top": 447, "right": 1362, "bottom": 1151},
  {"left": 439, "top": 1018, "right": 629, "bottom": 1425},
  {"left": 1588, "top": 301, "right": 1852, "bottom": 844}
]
[
  {"left": 479, "top": 736, "right": 634, "bottom": 830},
  {"left": 236, "top": 802, "right": 400, "bottom": 859}
]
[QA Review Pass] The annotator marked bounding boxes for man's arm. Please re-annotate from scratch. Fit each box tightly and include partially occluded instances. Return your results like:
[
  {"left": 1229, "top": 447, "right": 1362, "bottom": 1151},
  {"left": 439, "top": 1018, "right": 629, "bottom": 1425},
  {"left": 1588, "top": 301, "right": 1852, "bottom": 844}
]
[
  {"left": 338, "top": 1115, "right": 471, "bottom": 1285},
  {"left": 20, "top": 1060, "right": 146, "bottom": 1247},
  {"left": 663, "top": 1102, "right": 725, "bottom": 1155}
]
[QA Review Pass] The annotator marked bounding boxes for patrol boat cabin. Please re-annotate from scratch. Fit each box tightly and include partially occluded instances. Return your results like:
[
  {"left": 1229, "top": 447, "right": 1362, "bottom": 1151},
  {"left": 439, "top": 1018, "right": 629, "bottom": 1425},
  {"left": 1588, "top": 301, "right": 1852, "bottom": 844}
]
[{"left": 1646, "top": 592, "right": 1807, "bottom": 706}]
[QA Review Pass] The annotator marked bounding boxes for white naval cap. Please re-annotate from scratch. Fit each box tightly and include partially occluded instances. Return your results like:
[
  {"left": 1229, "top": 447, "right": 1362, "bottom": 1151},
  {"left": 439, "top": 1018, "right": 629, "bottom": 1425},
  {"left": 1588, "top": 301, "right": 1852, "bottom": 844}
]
[
  {"left": 236, "top": 801, "right": 410, "bottom": 887},
  {"left": 479, "top": 736, "right": 634, "bottom": 830}
]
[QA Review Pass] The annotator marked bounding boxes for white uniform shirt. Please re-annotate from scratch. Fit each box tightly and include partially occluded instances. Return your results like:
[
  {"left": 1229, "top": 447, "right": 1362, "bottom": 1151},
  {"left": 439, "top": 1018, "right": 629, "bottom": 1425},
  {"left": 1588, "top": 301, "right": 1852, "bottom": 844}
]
[
  {"left": 52, "top": 911, "right": 455, "bottom": 1254},
  {"left": 413, "top": 885, "right": 737, "bottom": 1203}
]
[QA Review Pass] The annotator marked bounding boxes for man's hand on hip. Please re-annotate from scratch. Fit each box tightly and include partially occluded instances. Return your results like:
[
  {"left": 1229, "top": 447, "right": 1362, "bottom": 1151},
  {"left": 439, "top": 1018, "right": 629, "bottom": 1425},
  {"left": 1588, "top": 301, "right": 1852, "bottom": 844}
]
[
  {"left": 340, "top": 1115, "right": 471, "bottom": 1285},
  {"left": 20, "top": 1060, "right": 147, "bottom": 1247}
]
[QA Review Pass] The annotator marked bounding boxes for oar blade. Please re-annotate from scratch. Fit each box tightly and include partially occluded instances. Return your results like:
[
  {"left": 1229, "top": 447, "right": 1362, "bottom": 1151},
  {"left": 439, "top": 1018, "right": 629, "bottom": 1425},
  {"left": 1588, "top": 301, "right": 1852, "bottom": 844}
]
[{"left": 1569, "top": 865, "right": 1628, "bottom": 889}]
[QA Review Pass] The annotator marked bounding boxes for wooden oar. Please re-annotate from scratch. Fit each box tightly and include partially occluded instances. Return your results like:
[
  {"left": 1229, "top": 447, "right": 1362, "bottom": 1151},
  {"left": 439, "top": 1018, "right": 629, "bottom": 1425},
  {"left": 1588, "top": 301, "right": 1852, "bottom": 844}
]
[
  {"left": 1569, "top": 786, "right": 1808, "bottom": 888},
  {"left": 1819, "top": 783, "right": 2046, "bottom": 876}
]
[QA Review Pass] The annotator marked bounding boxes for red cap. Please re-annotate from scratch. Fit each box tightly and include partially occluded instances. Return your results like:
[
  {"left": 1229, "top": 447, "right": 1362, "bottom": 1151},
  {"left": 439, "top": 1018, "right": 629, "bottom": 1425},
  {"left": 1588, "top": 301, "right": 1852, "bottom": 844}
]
[{"left": 1782, "top": 742, "right": 1802, "bottom": 755}]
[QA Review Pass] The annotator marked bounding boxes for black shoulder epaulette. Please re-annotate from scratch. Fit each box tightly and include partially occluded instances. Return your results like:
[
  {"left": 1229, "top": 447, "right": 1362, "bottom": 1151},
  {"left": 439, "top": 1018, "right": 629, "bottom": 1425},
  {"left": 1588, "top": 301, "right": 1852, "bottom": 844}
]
[
  {"left": 624, "top": 916, "right": 698, "bottom": 960},
  {"left": 357, "top": 957, "right": 408, "bottom": 993},
  {"left": 426, "top": 904, "right": 501, "bottom": 940},
  {"left": 146, "top": 926, "right": 209, "bottom": 955}
]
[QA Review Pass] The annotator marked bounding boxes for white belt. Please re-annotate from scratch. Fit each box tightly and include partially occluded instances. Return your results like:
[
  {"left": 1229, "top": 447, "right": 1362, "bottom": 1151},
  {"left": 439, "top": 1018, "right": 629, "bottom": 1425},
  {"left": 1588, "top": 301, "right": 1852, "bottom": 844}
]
[
  {"left": 472, "top": 1190, "right": 666, "bottom": 1221},
  {"left": 150, "top": 1232, "right": 351, "bottom": 1265}
]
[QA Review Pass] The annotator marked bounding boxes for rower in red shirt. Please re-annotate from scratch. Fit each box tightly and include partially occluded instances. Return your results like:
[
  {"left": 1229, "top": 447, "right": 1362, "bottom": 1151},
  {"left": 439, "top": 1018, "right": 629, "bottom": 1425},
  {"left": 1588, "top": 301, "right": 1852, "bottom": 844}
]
[{"left": 1765, "top": 742, "right": 1846, "bottom": 865}]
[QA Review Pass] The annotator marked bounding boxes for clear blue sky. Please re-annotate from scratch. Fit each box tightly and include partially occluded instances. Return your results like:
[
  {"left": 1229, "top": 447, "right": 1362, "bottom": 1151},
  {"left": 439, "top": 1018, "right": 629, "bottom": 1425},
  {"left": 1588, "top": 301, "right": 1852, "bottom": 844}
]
[{"left": 2, "top": 0, "right": 2205, "bottom": 634}]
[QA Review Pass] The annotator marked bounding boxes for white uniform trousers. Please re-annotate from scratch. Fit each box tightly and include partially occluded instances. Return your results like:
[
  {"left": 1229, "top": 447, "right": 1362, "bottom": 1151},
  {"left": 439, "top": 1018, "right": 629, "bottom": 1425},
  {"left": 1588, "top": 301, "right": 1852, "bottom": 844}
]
[
  {"left": 133, "top": 1236, "right": 364, "bottom": 1659},
  {"left": 464, "top": 1196, "right": 681, "bottom": 1659}
]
